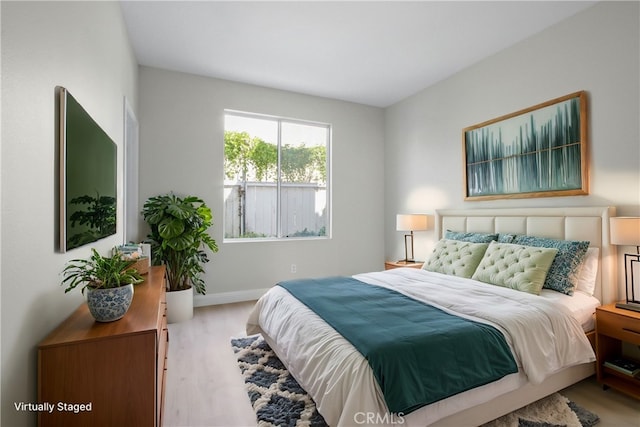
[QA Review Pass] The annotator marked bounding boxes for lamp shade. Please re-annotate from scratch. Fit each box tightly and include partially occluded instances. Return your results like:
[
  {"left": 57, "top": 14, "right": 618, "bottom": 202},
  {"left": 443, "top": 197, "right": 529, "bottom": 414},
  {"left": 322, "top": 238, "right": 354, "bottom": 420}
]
[
  {"left": 610, "top": 217, "right": 640, "bottom": 246},
  {"left": 396, "top": 214, "right": 430, "bottom": 231}
]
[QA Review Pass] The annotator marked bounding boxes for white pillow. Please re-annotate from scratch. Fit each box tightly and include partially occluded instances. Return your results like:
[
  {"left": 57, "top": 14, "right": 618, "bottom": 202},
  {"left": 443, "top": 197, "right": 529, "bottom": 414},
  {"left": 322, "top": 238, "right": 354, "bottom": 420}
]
[{"left": 576, "top": 247, "right": 599, "bottom": 296}]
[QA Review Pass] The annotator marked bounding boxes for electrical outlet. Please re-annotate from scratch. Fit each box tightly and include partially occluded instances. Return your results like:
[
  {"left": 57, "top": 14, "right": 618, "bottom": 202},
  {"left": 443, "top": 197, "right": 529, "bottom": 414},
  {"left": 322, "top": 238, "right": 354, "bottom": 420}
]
[{"left": 290, "top": 264, "right": 297, "bottom": 274}]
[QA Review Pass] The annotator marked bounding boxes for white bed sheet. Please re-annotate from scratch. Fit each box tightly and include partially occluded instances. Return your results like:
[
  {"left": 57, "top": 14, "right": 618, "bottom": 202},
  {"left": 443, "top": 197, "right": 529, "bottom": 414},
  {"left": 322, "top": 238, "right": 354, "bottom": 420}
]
[
  {"left": 247, "top": 269, "right": 596, "bottom": 426},
  {"left": 537, "top": 289, "right": 600, "bottom": 331}
]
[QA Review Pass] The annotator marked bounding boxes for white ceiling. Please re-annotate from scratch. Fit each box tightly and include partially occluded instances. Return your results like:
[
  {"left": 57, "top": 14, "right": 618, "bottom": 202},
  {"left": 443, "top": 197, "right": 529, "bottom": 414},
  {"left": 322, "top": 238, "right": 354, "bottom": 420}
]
[{"left": 120, "top": 1, "right": 596, "bottom": 108}]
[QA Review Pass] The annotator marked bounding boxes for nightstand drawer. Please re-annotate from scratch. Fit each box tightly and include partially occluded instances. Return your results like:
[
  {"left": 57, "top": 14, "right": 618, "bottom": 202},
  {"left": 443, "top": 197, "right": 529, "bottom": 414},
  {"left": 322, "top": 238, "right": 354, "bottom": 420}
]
[{"left": 597, "top": 310, "right": 640, "bottom": 345}]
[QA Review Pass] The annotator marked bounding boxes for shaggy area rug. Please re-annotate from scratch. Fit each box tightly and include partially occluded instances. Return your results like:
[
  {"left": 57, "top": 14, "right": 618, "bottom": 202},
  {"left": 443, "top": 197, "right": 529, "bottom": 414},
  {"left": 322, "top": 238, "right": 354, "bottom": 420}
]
[
  {"left": 231, "top": 335, "right": 599, "bottom": 427},
  {"left": 483, "top": 393, "right": 599, "bottom": 427}
]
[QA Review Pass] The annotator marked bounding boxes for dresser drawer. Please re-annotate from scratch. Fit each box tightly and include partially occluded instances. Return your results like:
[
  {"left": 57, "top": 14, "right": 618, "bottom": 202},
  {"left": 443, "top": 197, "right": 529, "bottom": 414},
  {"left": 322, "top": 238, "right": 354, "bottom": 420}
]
[{"left": 597, "top": 310, "right": 640, "bottom": 345}]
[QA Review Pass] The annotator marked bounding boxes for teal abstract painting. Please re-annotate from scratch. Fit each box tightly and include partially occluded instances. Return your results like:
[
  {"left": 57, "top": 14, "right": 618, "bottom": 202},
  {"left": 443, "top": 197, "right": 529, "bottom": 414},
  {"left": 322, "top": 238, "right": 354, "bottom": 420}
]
[{"left": 463, "top": 92, "right": 588, "bottom": 201}]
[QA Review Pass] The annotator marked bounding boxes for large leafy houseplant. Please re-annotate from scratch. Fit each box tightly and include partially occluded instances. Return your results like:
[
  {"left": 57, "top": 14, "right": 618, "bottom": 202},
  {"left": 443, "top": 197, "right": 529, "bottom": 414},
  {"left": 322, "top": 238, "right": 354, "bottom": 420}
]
[{"left": 142, "top": 194, "right": 218, "bottom": 294}]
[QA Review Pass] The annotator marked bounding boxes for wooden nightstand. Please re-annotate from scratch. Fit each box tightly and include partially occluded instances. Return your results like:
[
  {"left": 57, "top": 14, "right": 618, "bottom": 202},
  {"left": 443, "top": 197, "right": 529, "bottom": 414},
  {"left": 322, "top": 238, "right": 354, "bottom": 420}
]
[
  {"left": 385, "top": 260, "right": 424, "bottom": 270},
  {"left": 595, "top": 303, "right": 640, "bottom": 400}
]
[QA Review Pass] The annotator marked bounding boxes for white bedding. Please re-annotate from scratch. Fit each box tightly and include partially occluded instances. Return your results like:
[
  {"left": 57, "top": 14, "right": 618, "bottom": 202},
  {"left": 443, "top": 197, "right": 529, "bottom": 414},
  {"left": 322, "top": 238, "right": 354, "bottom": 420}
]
[
  {"left": 537, "top": 289, "right": 600, "bottom": 331},
  {"left": 247, "top": 268, "right": 596, "bottom": 426}
]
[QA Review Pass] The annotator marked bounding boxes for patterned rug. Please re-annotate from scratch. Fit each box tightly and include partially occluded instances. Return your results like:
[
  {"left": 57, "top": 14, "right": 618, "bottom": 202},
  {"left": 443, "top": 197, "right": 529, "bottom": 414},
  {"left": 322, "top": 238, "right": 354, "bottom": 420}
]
[{"left": 231, "top": 335, "right": 599, "bottom": 427}]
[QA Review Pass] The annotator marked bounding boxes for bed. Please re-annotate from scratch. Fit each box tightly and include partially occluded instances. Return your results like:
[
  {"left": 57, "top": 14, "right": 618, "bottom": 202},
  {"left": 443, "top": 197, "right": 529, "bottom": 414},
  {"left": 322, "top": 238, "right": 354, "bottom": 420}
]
[{"left": 246, "top": 206, "right": 618, "bottom": 426}]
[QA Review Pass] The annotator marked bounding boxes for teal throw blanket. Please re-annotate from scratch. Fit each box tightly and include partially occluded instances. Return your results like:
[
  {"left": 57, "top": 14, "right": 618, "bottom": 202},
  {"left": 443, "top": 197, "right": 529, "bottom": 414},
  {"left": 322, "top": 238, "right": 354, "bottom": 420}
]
[{"left": 278, "top": 277, "right": 517, "bottom": 414}]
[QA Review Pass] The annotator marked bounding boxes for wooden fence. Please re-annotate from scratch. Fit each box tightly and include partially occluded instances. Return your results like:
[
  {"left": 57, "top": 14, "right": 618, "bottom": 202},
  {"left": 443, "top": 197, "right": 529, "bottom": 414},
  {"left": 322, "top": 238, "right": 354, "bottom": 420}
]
[{"left": 224, "top": 182, "right": 327, "bottom": 238}]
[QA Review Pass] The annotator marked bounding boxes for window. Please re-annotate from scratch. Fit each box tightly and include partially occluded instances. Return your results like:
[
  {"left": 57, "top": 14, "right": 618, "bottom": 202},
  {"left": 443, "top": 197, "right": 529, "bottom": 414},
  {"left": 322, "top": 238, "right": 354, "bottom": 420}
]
[{"left": 224, "top": 111, "right": 331, "bottom": 240}]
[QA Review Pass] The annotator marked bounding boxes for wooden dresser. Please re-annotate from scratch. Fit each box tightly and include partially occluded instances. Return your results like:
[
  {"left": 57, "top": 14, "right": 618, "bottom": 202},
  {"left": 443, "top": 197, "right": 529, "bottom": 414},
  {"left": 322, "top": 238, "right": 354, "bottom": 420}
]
[{"left": 38, "top": 266, "right": 168, "bottom": 426}]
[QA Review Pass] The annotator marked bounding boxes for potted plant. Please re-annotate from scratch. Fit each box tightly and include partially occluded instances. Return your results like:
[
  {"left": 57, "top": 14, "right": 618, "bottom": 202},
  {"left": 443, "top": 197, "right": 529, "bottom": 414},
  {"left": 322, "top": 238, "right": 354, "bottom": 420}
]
[
  {"left": 62, "top": 248, "right": 144, "bottom": 322},
  {"left": 142, "top": 194, "right": 218, "bottom": 323}
]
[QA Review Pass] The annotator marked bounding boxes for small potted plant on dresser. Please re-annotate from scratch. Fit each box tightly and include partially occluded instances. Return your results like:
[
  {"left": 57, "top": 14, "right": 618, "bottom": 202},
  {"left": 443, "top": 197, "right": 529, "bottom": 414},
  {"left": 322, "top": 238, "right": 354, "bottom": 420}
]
[
  {"left": 142, "top": 193, "right": 218, "bottom": 323},
  {"left": 62, "top": 248, "right": 144, "bottom": 322}
]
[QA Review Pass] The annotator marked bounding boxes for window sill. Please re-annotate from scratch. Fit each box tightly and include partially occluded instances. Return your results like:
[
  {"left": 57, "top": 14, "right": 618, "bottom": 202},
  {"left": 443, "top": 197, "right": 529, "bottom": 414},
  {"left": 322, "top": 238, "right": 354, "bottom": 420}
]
[{"left": 223, "top": 236, "right": 330, "bottom": 244}]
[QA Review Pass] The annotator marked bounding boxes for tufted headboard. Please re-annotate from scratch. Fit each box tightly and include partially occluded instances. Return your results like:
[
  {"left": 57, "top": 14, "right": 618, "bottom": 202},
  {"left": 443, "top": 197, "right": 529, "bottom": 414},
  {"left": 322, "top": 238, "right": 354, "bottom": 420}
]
[{"left": 435, "top": 206, "right": 618, "bottom": 304}]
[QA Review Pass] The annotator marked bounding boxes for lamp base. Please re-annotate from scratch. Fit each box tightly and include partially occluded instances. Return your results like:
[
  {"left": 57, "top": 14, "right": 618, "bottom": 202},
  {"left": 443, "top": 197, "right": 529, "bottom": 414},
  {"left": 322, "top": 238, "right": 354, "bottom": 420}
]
[{"left": 615, "top": 301, "right": 640, "bottom": 313}]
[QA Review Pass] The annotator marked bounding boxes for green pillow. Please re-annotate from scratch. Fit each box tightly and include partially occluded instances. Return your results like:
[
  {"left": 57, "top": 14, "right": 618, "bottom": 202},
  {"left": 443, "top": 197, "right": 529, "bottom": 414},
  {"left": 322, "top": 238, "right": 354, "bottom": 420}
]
[
  {"left": 512, "top": 235, "right": 589, "bottom": 295},
  {"left": 471, "top": 242, "right": 558, "bottom": 295},
  {"left": 423, "top": 239, "right": 489, "bottom": 278}
]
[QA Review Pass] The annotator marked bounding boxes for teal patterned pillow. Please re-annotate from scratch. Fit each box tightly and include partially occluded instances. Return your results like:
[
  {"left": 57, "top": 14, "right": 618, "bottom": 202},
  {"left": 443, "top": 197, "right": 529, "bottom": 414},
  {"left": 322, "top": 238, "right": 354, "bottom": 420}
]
[
  {"left": 511, "top": 235, "right": 589, "bottom": 295},
  {"left": 444, "top": 230, "right": 498, "bottom": 243},
  {"left": 497, "top": 233, "right": 516, "bottom": 243}
]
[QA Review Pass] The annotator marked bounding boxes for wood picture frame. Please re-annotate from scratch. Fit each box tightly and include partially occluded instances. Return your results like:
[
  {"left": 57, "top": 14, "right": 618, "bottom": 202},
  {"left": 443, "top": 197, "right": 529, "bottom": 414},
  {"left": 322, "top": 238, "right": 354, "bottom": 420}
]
[{"left": 463, "top": 91, "right": 588, "bottom": 201}]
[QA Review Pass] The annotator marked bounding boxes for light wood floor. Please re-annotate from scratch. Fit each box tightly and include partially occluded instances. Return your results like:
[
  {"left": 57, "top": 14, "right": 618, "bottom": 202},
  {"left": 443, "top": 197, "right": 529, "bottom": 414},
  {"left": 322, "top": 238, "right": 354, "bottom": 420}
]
[{"left": 163, "top": 301, "right": 640, "bottom": 427}]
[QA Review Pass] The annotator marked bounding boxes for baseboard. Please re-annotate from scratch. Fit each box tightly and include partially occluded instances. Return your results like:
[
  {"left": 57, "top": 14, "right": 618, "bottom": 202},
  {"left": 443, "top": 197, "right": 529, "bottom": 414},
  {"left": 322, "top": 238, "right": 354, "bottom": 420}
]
[{"left": 194, "top": 288, "right": 270, "bottom": 307}]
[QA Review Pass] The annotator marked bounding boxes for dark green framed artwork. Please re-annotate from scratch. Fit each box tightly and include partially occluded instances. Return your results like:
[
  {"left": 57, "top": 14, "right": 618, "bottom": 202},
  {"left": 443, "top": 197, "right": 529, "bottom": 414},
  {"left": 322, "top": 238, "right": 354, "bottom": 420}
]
[{"left": 463, "top": 91, "right": 589, "bottom": 201}]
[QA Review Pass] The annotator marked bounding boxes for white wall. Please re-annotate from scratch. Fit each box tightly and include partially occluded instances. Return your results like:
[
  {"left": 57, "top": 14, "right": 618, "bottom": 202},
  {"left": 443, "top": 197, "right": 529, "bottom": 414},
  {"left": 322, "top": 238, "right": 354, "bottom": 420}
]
[
  {"left": 0, "top": 2, "right": 138, "bottom": 425},
  {"left": 384, "top": 1, "right": 640, "bottom": 269},
  {"left": 138, "top": 67, "right": 385, "bottom": 305}
]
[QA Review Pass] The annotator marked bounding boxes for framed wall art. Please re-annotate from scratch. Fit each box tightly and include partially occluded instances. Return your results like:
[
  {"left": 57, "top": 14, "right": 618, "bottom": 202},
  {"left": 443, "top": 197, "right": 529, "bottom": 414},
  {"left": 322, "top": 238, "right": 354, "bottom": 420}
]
[{"left": 463, "top": 91, "right": 588, "bottom": 201}]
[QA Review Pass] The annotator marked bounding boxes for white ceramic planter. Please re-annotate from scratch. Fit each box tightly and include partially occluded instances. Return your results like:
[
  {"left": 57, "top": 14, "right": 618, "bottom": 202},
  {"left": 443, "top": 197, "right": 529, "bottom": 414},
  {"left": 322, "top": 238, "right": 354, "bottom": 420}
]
[{"left": 165, "top": 287, "right": 194, "bottom": 323}]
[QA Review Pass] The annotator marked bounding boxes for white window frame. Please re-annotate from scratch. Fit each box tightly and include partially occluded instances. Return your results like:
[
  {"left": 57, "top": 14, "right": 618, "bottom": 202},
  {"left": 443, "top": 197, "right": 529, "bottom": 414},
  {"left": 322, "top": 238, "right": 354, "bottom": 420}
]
[{"left": 223, "top": 110, "right": 332, "bottom": 242}]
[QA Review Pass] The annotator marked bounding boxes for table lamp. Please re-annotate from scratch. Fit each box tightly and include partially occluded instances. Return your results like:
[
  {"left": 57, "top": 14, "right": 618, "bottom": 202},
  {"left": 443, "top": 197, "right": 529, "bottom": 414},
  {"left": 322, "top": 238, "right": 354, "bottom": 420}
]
[
  {"left": 396, "top": 214, "right": 430, "bottom": 263},
  {"left": 610, "top": 217, "right": 640, "bottom": 312}
]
